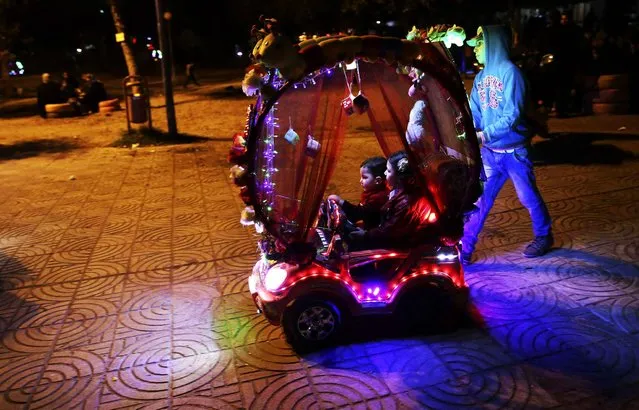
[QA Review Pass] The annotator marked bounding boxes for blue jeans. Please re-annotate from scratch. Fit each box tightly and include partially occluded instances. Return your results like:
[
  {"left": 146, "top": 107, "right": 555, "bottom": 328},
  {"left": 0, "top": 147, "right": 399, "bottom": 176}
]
[{"left": 462, "top": 146, "right": 552, "bottom": 253}]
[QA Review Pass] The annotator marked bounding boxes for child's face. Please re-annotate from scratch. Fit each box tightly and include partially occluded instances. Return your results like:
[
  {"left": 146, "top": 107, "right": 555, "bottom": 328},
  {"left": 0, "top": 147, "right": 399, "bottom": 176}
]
[
  {"left": 359, "top": 167, "right": 379, "bottom": 192},
  {"left": 384, "top": 161, "right": 397, "bottom": 190},
  {"left": 474, "top": 37, "right": 486, "bottom": 65}
]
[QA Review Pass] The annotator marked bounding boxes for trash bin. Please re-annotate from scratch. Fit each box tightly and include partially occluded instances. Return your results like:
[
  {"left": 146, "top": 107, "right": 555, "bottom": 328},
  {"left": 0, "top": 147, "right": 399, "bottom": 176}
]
[
  {"left": 129, "top": 94, "right": 148, "bottom": 123},
  {"left": 123, "top": 76, "right": 152, "bottom": 132}
]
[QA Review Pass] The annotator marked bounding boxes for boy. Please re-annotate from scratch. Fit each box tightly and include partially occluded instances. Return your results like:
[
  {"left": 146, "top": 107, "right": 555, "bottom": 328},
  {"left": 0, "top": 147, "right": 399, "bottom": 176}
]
[
  {"left": 462, "top": 26, "right": 553, "bottom": 264},
  {"left": 328, "top": 156, "right": 389, "bottom": 230}
]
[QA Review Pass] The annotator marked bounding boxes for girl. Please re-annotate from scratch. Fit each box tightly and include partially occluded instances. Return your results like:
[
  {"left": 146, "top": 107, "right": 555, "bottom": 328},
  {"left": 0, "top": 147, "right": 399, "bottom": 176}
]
[{"left": 349, "top": 151, "right": 435, "bottom": 250}]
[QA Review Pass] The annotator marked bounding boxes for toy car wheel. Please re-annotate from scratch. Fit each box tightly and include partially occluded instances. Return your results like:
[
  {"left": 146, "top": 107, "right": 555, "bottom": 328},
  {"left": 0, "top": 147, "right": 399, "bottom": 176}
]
[{"left": 284, "top": 298, "right": 342, "bottom": 347}]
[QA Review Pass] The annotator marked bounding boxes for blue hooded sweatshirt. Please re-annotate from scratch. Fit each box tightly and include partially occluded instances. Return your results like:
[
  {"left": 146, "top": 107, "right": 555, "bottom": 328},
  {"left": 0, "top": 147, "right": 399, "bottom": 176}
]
[{"left": 470, "top": 25, "right": 531, "bottom": 150}]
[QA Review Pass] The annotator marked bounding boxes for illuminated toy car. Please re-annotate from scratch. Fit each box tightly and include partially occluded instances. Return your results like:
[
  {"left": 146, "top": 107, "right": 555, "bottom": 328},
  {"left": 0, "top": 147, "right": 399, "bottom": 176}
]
[
  {"left": 230, "top": 23, "right": 482, "bottom": 347},
  {"left": 249, "top": 242, "right": 469, "bottom": 346}
]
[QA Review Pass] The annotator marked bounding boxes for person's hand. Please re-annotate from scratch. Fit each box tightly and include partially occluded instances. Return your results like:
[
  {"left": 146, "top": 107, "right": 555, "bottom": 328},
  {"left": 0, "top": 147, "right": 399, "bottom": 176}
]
[
  {"left": 476, "top": 131, "right": 486, "bottom": 144},
  {"left": 327, "top": 194, "right": 342, "bottom": 205}
]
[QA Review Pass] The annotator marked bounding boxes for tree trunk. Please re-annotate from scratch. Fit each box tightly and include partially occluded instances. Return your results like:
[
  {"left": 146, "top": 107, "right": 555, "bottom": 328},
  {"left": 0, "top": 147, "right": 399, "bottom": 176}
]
[{"left": 108, "top": 0, "right": 138, "bottom": 77}]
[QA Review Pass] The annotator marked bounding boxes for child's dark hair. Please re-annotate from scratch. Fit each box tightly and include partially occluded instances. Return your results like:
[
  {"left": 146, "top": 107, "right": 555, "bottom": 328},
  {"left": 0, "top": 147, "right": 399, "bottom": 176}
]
[
  {"left": 360, "top": 156, "right": 387, "bottom": 179},
  {"left": 388, "top": 151, "right": 415, "bottom": 186}
]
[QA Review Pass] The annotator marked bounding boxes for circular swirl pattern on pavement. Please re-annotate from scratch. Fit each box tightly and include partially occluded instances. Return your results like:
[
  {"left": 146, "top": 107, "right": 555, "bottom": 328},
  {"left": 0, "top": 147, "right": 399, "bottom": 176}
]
[
  {"left": 396, "top": 365, "right": 554, "bottom": 409},
  {"left": 244, "top": 372, "right": 316, "bottom": 409}
]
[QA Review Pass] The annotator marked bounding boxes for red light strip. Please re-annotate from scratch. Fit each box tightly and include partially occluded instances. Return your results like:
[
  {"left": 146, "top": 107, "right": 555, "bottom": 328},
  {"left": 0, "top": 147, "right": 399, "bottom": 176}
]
[{"left": 274, "top": 267, "right": 465, "bottom": 304}]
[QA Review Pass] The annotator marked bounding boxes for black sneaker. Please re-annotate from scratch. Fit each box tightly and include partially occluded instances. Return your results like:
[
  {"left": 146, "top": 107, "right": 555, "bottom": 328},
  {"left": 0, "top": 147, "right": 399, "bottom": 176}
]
[{"left": 523, "top": 235, "right": 554, "bottom": 258}]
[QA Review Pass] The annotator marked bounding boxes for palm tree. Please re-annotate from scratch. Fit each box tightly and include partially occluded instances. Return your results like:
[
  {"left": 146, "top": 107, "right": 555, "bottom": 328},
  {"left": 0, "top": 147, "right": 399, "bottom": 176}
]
[{"left": 108, "top": 0, "right": 138, "bottom": 77}]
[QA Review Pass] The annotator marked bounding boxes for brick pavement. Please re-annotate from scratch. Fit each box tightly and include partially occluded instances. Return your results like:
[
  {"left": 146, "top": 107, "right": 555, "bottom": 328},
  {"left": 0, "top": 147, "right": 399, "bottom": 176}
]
[{"left": 0, "top": 122, "right": 638, "bottom": 408}]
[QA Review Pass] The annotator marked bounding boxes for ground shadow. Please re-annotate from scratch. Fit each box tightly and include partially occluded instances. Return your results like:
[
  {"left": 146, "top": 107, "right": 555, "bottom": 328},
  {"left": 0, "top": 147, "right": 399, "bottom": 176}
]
[
  {"left": 203, "top": 85, "right": 251, "bottom": 100},
  {"left": 111, "top": 127, "right": 211, "bottom": 147},
  {"left": 0, "top": 138, "right": 77, "bottom": 161},
  {"left": 292, "top": 304, "right": 473, "bottom": 356},
  {"left": 152, "top": 97, "right": 207, "bottom": 109},
  {"left": 532, "top": 132, "right": 639, "bottom": 166},
  {"left": 0, "top": 251, "right": 38, "bottom": 334}
]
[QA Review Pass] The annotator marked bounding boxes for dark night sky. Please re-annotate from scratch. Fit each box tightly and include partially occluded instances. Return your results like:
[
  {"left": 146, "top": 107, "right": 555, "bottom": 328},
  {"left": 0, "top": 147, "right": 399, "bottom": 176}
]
[{"left": 5, "top": 0, "right": 635, "bottom": 73}]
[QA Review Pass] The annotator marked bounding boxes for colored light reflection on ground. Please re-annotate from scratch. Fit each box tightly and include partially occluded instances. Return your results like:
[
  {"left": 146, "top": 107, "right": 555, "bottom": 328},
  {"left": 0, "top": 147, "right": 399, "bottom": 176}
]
[{"left": 0, "top": 121, "right": 638, "bottom": 407}]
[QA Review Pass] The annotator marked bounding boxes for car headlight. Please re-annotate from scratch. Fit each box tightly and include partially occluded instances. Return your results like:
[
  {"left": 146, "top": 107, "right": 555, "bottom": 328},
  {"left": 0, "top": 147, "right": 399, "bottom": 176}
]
[
  {"left": 263, "top": 263, "right": 297, "bottom": 292},
  {"left": 264, "top": 266, "right": 288, "bottom": 291}
]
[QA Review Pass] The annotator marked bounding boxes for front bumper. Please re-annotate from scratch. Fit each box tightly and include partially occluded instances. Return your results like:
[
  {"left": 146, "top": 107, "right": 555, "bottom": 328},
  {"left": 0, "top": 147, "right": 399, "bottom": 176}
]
[
  {"left": 250, "top": 292, "right": 283, "bottom": 325},
  {"left": 248, "top": 261, "right": 287, "bottom": 325}
]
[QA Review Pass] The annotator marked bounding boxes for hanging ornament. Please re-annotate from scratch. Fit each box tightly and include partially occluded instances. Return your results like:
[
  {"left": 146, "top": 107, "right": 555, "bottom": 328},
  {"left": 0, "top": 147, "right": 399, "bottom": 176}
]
[
  {"left": 239, "top": 186, "right": 251, "bottom": 204},
  {"left": 352, "top": 93, "right": 370, "bottom": 115},
  {"left": 232, "top": 132, "right": 246, "bottom": 148},
  {"left": 229, "top": 165, "right": 246, "bottom": 179},
  {"left": 305, "top": 134, "right": 320, "bottom": 158},
  {"left": 240, "top": 206, "right": 256, "bottom": 226},
  {"left": 228, "top": 131, "right": 248, "bottom": 165},
  {"left": 341, "top": 60, "right": 369, "bottom": 116},
  {"left": 341, "top": 94, "right": 355, "bottom": 116},
  {"left": 284, "top": 116, "right": 300, "bottom": 145},
  {"left": 230, "top": 165, "right": 250, "bottom": 187}
]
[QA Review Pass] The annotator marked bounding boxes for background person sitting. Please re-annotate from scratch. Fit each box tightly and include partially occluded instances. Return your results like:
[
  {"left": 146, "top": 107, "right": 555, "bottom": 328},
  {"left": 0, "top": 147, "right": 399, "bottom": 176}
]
[
  {"left": 36, "top": 73, "right": 63, "bottom": 118},
  {"left": 79, "top": 73, "right": 108, "bottom": 113},
  {"left": 60, "top": 71, "right": 80, "bottom": 100}
]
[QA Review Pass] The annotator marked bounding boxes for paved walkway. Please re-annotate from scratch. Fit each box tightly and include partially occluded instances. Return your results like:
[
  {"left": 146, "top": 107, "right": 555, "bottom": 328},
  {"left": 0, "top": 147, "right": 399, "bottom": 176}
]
[{"left": 0, "top": 118, "right": 638, "bottom": 409}]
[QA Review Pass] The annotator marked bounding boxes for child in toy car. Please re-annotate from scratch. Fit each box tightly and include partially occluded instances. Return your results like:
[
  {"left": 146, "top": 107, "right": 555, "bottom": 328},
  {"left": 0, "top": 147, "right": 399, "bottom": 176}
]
[
  {"left": 327, "top": 155, "right": 389, "bottom": 230},
  {"left": 348, "top": 151, "right": 437, "bottom": 251}
]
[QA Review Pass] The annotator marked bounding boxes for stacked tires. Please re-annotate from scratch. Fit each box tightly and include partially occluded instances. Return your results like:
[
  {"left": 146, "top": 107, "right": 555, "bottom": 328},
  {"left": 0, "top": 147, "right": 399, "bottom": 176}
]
[
  {"left": 99, "top": 98, "right": 121, "bottom": 114},
  {"left": 45, "top": 103, "right": 76, "bottom": 118},
  {"left": 584, "top": 74, "right": 629, "bottom": 115}
]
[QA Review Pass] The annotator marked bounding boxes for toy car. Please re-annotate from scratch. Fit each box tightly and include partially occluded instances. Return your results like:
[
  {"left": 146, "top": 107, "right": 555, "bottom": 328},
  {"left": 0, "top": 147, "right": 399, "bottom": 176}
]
[{"left": 230, "top": 24, "right": 482, "bottom": 348}]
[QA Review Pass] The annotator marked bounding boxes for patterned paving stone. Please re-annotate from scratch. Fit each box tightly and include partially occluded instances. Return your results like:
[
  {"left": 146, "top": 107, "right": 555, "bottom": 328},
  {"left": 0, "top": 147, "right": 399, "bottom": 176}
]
[
  {"left": 591, "top": 295, "right": 639, "bottom": 335},
  {"left": 238, "top": 371, "right": 316, "bottom": 409},
  {"left": 306, "top": 367, "right": 392, "bottom": 407},
  {"left": 75, "top": 275, "right": 126, "bottom": 300},
  {"left": 226, "top": 314, "right": 285, "bottom": 347},
  {"left": 526, "top": 337, "right": 639, "bottom": 406},
  {"left": 366, "top": 343, "right": 452, "bottom": 393},
  {"left": 428, "top": 329, "right": 519, "bottom": 376},
  {"left": 0, "top": 129, "right": 637, "bottom": 407},
  {"left": 235, "top": 340, "right": 306, "bottom": 381},
  {"left": 395, "top": 364, "right": 559, "bottom": 409},
  {"left": 0, "top": 353, "right": 48, "bottom": 392}
]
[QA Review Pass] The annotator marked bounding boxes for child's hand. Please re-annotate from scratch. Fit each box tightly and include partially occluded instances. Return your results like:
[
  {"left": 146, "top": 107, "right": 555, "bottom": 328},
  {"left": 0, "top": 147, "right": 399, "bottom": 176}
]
[
  {"left": 348, "top": 228, "right": 366, "bottom": 239},
  {"left": 327, "top": 194, "right": 343, "bottom": 205}
]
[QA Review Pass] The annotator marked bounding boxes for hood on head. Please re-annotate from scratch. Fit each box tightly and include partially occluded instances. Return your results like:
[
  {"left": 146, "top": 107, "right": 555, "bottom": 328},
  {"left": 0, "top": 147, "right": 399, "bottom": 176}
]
[{"left": 474, "top": 25, "right": 512, "bottom": 67}]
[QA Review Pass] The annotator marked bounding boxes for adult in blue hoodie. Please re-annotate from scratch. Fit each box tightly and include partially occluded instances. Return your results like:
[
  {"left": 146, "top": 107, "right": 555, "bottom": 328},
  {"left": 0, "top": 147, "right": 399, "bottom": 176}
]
[{"left": 461, "top": 25, "right": 553, "bottom": 264}]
